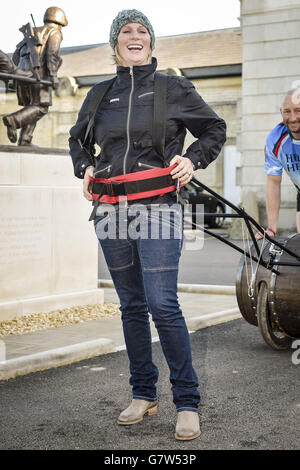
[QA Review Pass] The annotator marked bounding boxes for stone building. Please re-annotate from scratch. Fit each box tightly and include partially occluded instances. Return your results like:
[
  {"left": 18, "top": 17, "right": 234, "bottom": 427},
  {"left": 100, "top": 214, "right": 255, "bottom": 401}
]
[
  {"left": 239, "top": 0, "right": 300, "bottom": 231},
  {"left": 0, "top": 27, "right": 242, "bottom": 206}
]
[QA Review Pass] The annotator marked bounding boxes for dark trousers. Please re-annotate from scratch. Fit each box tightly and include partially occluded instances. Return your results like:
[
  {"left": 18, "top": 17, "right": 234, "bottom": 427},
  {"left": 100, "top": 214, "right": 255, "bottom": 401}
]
[{"left": 94, "top": 202, "right": 200, "bottom": 411}]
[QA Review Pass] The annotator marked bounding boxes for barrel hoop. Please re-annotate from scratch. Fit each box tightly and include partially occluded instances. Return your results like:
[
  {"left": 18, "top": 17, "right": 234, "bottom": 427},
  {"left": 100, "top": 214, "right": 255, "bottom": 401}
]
[{"left": 268, "top": 234, "right": 295, "bottom": 326}]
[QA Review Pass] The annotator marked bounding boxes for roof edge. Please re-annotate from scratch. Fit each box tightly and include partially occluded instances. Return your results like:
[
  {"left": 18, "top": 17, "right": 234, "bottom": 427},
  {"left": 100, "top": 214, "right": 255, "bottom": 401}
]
[{"left": 60, "top": 26, "right": 241, "bottom": 56}]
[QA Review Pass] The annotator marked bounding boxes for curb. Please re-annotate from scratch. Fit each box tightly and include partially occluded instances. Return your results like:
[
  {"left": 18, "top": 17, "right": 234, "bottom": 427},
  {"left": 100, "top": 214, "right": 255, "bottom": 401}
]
[
  {"left": 177, "top": 283, "right": 235, "bottom": 295},
  {"left": 99, "top": 279, "right": 236, "bottom": 295},
  {"left": 186, "top": 308, "right": 241, "bottom": 331},
  {"left": 0, "top": 285, "right": 239, "bottom": 381},
  {"left": 0, "top": 308, "right": 241, "bottom": 381},
  {"left": 0, "top": 338, "right": 114, "bottom": 381}
]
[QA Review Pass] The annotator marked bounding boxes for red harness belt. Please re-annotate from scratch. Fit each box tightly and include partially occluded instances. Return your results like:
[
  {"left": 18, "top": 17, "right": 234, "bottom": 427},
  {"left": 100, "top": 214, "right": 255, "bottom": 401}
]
[{"left": 89, "top": 163, "right": 180, "bottom": 204}]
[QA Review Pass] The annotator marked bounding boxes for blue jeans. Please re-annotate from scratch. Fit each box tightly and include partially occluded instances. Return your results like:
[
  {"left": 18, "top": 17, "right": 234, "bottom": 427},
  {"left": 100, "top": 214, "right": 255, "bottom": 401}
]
[{"left": 94, "top": 202, "right": 200, "bottom": 412}]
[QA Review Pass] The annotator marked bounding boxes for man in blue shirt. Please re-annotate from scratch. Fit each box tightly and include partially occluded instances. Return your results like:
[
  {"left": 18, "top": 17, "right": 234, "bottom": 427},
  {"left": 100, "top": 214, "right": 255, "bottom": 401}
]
[{"left": 256, "top": 89, "right": 300, "bottom": 239}]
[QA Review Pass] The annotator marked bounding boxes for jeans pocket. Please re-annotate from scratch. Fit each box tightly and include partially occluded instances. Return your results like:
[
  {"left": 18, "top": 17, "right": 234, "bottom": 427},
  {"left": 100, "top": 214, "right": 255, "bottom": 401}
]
[
  {"left": 140, "top": 237, "right": 181, "bottom": 272},
  {"left": 100, "top": 238, "right": 134, "bottom": 271},
  {"left": 94, "top": 212, "right": 110, "bottom": 226}
]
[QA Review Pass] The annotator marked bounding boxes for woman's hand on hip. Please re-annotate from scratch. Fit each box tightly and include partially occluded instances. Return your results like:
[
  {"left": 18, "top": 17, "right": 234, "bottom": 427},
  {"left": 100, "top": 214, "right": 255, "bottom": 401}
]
[
  {"left": 83, "top": 166, "right": 95, "bottom": 201},
  {"left": 169, "top": 155, "right": 194, "bottom": 185}
]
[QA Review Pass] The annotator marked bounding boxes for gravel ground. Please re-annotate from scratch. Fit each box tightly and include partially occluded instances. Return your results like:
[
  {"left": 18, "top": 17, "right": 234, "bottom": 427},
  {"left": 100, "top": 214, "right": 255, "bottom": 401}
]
[{"left": 0, "top": 303, "right": 121, "bottom": 338}]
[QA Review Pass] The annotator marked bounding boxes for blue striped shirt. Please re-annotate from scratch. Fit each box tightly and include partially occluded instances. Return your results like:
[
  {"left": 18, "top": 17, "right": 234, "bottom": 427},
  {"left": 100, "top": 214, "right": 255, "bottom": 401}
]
[{"left": 264, "top": 122, "right": 300, "bottom": 188}]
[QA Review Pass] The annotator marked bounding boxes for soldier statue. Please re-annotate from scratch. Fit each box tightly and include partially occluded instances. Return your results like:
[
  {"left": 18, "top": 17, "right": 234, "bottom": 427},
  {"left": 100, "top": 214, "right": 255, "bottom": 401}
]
[{"left": 0, "top": 7, "right": 68, "bottom": 146}]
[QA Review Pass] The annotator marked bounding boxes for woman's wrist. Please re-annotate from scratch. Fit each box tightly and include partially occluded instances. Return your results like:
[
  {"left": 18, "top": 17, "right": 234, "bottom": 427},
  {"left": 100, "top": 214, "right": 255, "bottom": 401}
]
[
  {"left": 189, "top": 160, "right": 195, "bottom": 171},
  {"left": 84, "top": 165, "right": 95, "bottom": 175}
]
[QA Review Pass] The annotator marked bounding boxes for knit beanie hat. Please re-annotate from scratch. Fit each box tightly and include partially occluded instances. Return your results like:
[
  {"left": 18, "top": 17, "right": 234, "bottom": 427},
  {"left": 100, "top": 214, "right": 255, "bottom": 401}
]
[{"left": 109, "top": 9, "right": 155, "bottom": 50}]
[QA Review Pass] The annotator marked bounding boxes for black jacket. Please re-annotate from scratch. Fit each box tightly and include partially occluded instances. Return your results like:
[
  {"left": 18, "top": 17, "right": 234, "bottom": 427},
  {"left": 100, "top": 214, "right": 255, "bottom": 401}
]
[{"left": 69, "top": 58, "right": 226, "bottom": 186}]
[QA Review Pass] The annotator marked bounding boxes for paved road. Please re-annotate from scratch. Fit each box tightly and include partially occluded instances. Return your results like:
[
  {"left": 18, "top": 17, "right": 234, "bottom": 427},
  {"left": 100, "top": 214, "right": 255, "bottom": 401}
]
[
  {"left": 0, "top": 319, "right": 298, "bottom": 451},
  {"left": 99, "top": 230, "right": 244, "bottom": 286}
]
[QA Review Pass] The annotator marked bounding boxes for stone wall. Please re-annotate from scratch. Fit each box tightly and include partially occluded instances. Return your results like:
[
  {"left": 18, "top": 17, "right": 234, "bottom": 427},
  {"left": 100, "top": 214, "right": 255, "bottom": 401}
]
[
  {"left": 184, "top": 76, "right": 242, "bottom": 193},
  {"left": 239, "top": 0, "right": 300, "bottom": 231},
  {"left": 0, "top": 148, "right": 103, "bottom": 321}
]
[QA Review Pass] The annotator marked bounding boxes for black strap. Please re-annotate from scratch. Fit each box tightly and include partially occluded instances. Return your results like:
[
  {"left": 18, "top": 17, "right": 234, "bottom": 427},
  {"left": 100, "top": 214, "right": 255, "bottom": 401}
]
[
  {"left": 153, "top": 72, "right": 168, "bottom": 162},
  {"left": 88, "top": 188, "right": 105, "bottom": 222},
  {"left": 91, "top": 173, "right": 174, "bottom": 197},
  {"left": 83, "top": 77, "right": 117, "bottom": 146}
]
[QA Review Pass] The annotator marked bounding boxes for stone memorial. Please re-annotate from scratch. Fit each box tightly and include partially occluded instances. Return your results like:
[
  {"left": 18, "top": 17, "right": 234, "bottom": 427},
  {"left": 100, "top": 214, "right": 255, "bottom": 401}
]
[{"left": 0, "top": 8, "right": 104, "bottom": 321}]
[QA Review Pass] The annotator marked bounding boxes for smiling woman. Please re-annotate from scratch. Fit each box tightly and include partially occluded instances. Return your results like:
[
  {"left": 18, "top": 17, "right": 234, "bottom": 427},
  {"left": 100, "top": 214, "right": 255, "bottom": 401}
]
[
  {"left": 110, "top": 9, "right": 155, "bottom": 66},
  {"left": 116, "top": 23, "right": 152, "bottom": 67},
  {"left": 69, "top": 7, "right": 227, "bottom": 442}
]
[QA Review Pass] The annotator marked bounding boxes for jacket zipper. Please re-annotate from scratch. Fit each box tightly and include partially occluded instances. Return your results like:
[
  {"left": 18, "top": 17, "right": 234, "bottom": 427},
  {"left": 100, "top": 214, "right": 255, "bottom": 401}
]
[
  {"left": 138, "top": 91, "right": 154, "bottom": 99},
  {"left": 123, "top": 66, "right": 134, "bottom": 175},
  {"left": 137, "top": 162, "right": 160, "bottom": 169},
  {"left": 94, "top": 164, "right": 112, "bottom": 176}
]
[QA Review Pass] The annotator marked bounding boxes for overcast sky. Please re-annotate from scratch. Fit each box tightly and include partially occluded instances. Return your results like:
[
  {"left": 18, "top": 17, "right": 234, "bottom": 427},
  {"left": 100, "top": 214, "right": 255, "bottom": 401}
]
[{"left": 1, "top": 0, "right": 240, "bottom": 52}]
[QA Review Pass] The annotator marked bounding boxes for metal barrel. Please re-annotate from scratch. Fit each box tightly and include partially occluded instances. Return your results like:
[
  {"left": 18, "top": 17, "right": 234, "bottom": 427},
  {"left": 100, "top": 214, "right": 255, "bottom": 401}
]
[
  {"left": 235, "top": 233, "right": 300, "bottom": 338},
  {"left": 269, "top": 233, "right": 300, "bottom": 337},
  {"left": 236, "top": 238, "right": 271, "bottom": 327}
]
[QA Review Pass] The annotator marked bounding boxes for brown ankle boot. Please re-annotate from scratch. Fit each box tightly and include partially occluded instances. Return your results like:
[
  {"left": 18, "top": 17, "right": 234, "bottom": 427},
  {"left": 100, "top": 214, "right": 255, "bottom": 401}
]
[
  {"left": 117, "top": 399, "right": 158, "bottom": 425},
  {"left": 175, "top": 411, "right": 201, "bottom": 440}
]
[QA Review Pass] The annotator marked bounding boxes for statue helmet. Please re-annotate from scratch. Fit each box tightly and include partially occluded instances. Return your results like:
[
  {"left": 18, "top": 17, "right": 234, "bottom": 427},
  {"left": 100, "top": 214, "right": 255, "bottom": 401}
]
[{"left": 43, "top": 7, "right": 68, "bottom": 26}]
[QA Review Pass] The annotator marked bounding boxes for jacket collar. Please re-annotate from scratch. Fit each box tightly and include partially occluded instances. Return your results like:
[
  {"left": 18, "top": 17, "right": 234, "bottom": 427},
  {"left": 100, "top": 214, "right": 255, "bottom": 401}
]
[{"left": 116, "top": 57, "right": 157, "bottom": 85}]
